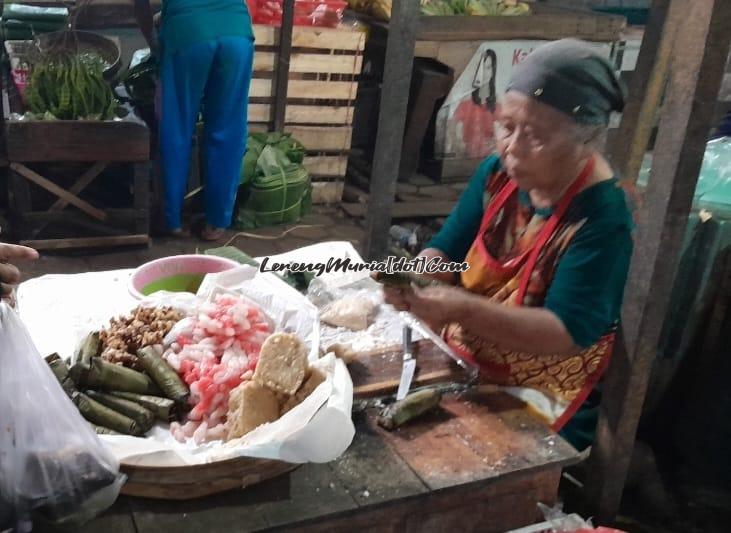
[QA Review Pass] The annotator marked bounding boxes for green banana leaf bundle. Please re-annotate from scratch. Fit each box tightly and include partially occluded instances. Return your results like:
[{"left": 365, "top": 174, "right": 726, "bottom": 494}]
[{"left": 236, "top": 132, "right": 311, "bottom": 229}]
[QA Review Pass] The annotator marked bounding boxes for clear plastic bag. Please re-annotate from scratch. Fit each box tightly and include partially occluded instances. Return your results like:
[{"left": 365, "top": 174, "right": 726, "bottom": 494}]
[{"left": 0, "top": 302, "right": 124, "bottom": 533}]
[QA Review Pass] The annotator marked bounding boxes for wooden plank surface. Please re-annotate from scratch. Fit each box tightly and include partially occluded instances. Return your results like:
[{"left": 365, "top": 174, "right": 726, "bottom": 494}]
[
  {"left": 254, "top": 25, "right": 367, "bottom": 51},
  {"left": 288, "top": 468, "right": 560, "bottom": 533},
  {"left": 20, "top": 234, "right": 150, "bottom": 250},
  {"left": 250, "top": 79, "right": 358, "bottom": 100},
  {"left": 265, "top": 125, "right": 353, "bottom": 152},
  {"left": 254, "top": 52, "right": 363, "bottom": 75},
  {"left": 248, "top": 124, "right": 352, "bottom": 153},
  {"left": 347, "top": 340, "right": 470, "bottom": 398},
  {"left": 5, "top": 119, "right": 150, "bottom": 162},
  {"left": 128, "top": 463, "right": 357, "bottom": 533},
  {"left": 375, "top": 390, "right": 578, "bottom": 490},
  {"left": 248, "top": 104, "right": 354, "bottom": 125}
]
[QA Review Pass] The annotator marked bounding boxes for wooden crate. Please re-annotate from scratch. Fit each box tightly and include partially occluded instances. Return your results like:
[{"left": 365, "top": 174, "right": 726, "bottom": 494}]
[{"left": 249, "top": 25, "right": 366, "bottom": 204}]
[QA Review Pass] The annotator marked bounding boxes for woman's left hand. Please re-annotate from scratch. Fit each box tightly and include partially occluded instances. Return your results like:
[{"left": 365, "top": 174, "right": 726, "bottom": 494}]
[{"left": 403, "top": 285, "right": 470, "bottom": 332}]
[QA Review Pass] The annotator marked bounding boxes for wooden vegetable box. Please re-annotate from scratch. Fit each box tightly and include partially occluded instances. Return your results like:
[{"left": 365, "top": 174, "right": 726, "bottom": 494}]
[{"left": 249, "top": 24, "right": 367, "bottom": 204}]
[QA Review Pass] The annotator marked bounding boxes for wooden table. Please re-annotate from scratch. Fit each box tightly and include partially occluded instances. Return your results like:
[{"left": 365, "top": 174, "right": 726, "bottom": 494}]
[{"left": 80, "top": 388, "right": 580, "bottom": 533}]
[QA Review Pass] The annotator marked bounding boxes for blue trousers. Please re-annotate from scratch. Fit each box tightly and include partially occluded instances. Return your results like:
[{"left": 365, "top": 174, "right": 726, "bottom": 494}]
[{"left": 159, "top": 36, "right": 254, "bottom": 230}]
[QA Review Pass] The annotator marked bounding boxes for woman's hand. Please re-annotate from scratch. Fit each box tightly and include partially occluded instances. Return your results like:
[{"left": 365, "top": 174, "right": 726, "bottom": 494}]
[
  {"left": 0, "top": 243, "right": 38, "bottom": 299},
  {"left": 403, "top": 285, "right": 471, "bottom": 332},
  {"left": 382, "top": 285, "right": 412, "bottom": 312}
]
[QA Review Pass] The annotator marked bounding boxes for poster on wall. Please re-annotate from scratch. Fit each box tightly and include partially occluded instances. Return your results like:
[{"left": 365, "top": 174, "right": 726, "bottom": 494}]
[{"left": 434, "top": 40, "right": 614, "bottom": 161}]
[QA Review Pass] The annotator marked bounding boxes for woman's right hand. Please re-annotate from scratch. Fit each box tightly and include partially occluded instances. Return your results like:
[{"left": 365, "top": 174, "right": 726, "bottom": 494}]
[
  {"left": 382, "top": 285, "right": 413, "bottom": 312},
  {"left": 1, "top": 243, "right": 39, "bottom": 299}
]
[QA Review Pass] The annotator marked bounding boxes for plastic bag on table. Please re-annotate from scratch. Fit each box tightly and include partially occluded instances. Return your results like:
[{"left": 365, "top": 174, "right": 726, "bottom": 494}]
[{"left": 0, "top": 302, "right": 124, "bottom": 533}]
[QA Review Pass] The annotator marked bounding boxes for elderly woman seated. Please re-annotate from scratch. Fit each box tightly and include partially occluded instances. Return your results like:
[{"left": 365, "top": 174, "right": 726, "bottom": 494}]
[{"left": 385, "top": 39, "right": 634, "bottom": 451}]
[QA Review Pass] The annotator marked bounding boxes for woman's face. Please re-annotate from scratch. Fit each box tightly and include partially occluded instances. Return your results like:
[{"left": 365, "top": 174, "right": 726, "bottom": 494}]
[
  {"left": 482, "top": 55, "right": 494, "bottom": 85},
  {"left": 494, "top": 91, "right": 585, "bottom": 191}
]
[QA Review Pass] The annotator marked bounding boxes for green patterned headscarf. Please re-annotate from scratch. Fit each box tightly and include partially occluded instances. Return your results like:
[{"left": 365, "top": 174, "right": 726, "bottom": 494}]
[{"left": 506, "top": 39, "right": 626, "bottom": 125}]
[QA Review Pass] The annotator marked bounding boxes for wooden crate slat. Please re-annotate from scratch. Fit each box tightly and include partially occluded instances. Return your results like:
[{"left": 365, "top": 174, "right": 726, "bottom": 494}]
[
  {"left": 253, "top": 25, "right": 366, "bottom": 51},
  {"left": 250, "top": 124, "right": 353, "bottom": 152},
  {"left": 250, "top": 79, "right": 358, "bottom": 100},
  {"left": 304, "top": 155, "right": 348, "bottom": 177},
  {"left": 248, "top": 104, "right": 353, "bottom": 124},
  {"left": 287, "top": 125, "right": 352, "bottom": 151},
  {"left": 254, "top": 52, "right": 363, "bottom": 75}
]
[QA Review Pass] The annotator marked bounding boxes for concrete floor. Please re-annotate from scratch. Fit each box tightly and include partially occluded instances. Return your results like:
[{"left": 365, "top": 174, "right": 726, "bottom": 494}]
[{"left": 20, "top": 206, "right": 365, "bottom": 282}]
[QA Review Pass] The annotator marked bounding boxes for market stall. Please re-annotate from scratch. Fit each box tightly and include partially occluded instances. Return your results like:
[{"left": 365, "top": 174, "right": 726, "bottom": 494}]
[
  {"left": 1, "top": 24, "right": 152, "bottom": 250},
  {"left": 10, "top": 241, "right": 581, "bottom": 531}
]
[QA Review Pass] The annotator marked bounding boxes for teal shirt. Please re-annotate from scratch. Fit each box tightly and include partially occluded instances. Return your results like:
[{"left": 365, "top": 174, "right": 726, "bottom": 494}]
[
  {"left": 428, "top": 155, "right": 634, "bottom": 349},
  {"left": 160, "top": 0, "right": 254, "bottom": 56}
]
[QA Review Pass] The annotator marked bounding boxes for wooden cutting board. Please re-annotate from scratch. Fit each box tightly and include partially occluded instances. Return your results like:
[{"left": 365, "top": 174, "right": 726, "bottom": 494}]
[{"left": 349, "top": 340, "right": 471, "bottom": 398}]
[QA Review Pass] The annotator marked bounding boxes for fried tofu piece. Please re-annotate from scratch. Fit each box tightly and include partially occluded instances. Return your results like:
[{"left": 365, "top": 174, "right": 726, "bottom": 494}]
[
  {"left": 253, "top": 333, "right": 308, "bottom": 395},
  {"left": 280, "top": 367, "right": 327, "bottom": 415},
  {"left": 226, "top": 381, "right": 280, "bottom": 441}
]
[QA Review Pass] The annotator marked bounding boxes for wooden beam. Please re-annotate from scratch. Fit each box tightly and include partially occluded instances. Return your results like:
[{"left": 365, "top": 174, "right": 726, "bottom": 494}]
[
  {"left": 49, "top": 161, "right": 108, "bottom": 211},
  {"left": 586, "top": 0, "right": 731, "bottom": 522},
  {"left": 363, "top": 0, "right": 421, "bottom": 260},
  {"left": 20, "top": 234, "right": 150, "bottom": 251},
  {"left": 273, "top": 0, "right": 295, "bottom": 132},
  {"left": 10, "top": 163, "right": 107, "bottom": 221},
  {"left": 608, "top": 0, "right": 680, "bottom": 183}
]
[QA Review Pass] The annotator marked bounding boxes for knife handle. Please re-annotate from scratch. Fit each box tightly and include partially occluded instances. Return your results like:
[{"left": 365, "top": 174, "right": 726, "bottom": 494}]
[{"left": 402, "top": 325, "right": 412, "bottom": 350}]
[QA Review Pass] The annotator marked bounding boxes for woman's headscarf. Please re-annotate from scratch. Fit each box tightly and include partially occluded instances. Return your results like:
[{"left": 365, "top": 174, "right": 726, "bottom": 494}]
[{"left": 506, "top": 38, "right": 626, "bottom": 125}]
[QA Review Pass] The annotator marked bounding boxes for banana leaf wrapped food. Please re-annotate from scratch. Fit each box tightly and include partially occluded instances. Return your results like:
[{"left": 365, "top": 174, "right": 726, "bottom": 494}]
[
  {"left": 68, "top": 332, "right": 99, "bottom": 383},
  {"left": 72, "top": 392, "right": 145, "bottom": 437},
  {"left": 137, "top": 346, "right": 189, "bottom": 403},
  {"left": 90, "top": 424, "right": 122, "bottom": 436},
  {"left": 109, "top": 391, "right": 177, "bottom": 422},
  {"left": 378, "top": 389, "right": 442, "bottom": 430},
  {"left": 86, "top": 391, "right": 155, "bottom": 433},
  {"left": 373, "top": 271, "right": 445, "bottom": 289},
  {"left": 44, "top": 353, "right": 77, "bottom": 396},
  {"left": 74, "top": 356, "right": 161, "bottom": 395}
]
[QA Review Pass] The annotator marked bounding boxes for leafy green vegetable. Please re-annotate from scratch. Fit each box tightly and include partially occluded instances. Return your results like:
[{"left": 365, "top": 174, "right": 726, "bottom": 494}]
[{"left": 25, "top": 52, "right": 118, "bottom": 120}]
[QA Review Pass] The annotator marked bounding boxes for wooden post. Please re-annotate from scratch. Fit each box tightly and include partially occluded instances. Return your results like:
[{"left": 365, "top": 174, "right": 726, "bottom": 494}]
[
  {"left": 608, "top": 0, "right": 681, "bottom": 183},
  {"left": 586, "top": 0, "right": 731, "bottom": 522},
  {"left": 363, "top": 0, "right": 421, "bottom": 260},
  {"left": 272, "top": 0, "right": 295, "bottom": 132}
]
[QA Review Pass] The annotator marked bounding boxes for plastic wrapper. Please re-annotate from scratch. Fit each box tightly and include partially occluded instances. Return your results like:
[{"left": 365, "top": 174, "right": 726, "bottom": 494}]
[
  {"left": 251, "top": 0, "right": 347, "bottom": 27},
  {"left": 640, "top": 138, "right": 731, "bottom": 212},
  {"left": 0, "top": 302, "right": 124, "bottom": 533}
]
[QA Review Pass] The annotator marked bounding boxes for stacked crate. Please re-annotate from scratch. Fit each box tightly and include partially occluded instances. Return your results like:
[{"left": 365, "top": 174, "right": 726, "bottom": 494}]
[{"left": 249, "top": 25, "right": 366, "bottom": 204}]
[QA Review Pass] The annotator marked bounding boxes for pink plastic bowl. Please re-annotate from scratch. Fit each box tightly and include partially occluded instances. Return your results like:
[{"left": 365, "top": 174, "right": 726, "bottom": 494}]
[{"left": 128, "top": 254, "right": 240, "bottom": 300}]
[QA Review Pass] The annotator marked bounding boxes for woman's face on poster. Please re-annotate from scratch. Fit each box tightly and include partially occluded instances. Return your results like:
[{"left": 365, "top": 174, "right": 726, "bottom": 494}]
[{"left": 482, "top": 54, "right": 494, "bottom": 86}]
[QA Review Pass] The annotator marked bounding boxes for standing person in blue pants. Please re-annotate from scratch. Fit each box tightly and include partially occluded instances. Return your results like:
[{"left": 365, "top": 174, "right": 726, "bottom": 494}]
[{"left": 133, "top": 0, "right": 254, "bottom": 240}]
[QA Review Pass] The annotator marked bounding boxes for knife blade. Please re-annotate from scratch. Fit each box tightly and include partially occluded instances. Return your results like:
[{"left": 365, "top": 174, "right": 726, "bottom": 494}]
[{"left": 396, "top": 325, "right": 416, "bottom": 400}]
